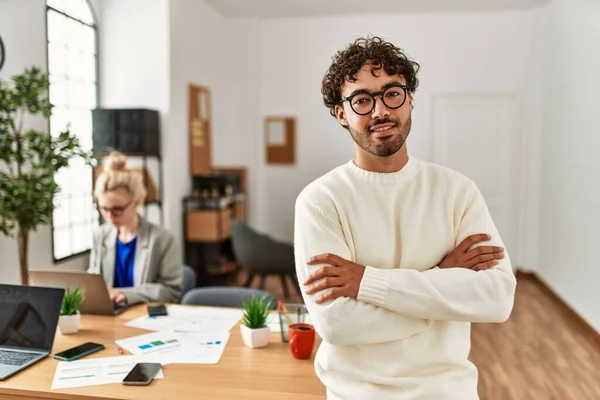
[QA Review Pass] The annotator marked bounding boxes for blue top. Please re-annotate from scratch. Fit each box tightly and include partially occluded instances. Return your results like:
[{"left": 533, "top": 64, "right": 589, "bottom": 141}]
[{"left": 114, "top": 237, "right": 137, "bottom": 288}]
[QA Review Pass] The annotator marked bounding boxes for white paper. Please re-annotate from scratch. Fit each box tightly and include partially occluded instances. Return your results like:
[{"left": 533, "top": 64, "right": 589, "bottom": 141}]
[
  {"left": 199, "top": 91, "right": 208, "bottom": 119},
  {"left": 172, "top": 331, "right": 231, "bottom": 364},
  {"left": 125, "top": 305, "right": 243, "bottom": 333},
  {"left": 115, "top": 330, "right": 231, "bottom": 365},
  {"left": 267, "top": 121, "right": 286, "bottom": 145},
  {"left": 115, "top": 331, "right": 188, "bottom": 357},
  {"left": 51, "top": 355, "right": 164, "bottom": 390}
]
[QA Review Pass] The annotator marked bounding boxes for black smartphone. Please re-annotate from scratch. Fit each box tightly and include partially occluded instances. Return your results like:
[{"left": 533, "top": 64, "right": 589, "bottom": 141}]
[
  {"left": 122, "top": 362, "right": 162, "bottom": 386},
  {"left": 147, "top": 304, "right": 168, "bottom": 317},
  {"left": 54, "top": 342, "right": 105, "bottom": 361}
]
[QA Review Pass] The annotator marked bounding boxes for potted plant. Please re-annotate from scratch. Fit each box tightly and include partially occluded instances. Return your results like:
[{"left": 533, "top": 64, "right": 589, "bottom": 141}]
[
  {"left": 240, "top": 296, "right": 273, "bottom": 348},
  {"left": 0, "top": 66, "right": 95, "bottom": 285},
  {"left": 59, "top": 286, "right": 85, "bottom": 335}
]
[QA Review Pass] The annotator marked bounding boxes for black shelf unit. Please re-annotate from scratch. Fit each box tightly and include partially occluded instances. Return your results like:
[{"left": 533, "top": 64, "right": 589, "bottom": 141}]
[
  {"left": 182, "top": 171, "right": 247, "bottom": 288},
  {"left": 91, "top": 108, "right": 164, "bottom": 225}
]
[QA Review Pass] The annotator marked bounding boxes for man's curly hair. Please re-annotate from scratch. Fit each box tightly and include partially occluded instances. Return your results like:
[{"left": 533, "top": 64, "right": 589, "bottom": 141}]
[{"left": 321, "top": 36, "right": 420, "bottom": 117}]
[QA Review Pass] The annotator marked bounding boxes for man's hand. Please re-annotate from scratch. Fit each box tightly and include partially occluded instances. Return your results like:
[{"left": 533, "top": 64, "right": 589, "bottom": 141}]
[
  {"left": 304, "top": 253, "right": 366, "bottom": 304},
  {"left": 108, "top": 288, "right": 127, "bottom": 304},
  {"left": 439, "top": 234, "right": 504, "bottom": 271}
]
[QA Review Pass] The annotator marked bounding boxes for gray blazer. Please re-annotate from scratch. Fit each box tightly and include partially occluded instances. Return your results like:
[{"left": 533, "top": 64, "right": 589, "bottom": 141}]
[{"left": 88, "top": 217, "right": 183, "bottom": 304}]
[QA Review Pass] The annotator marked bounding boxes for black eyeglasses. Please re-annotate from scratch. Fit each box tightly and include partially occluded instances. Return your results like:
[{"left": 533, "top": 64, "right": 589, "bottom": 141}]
[
  {"left": 98, "top": 201, "right": 133, "bottom": 215},
  {"left": 340, "top": 85, "right": 408, "bottom": 116}
]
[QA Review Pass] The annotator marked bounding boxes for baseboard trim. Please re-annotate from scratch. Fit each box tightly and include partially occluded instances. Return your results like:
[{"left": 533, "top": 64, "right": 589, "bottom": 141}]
[{"left": 516, "top": 269, "right": 600, "bottom": 349}]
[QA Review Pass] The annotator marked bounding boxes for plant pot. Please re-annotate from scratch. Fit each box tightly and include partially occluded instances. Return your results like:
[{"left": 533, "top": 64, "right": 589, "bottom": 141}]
[
  {"left": 58, "top": 312, "right": 80, "bottom": 335},
  {"left": 240, "top": 324, "right": 270, "bottom": 348}
]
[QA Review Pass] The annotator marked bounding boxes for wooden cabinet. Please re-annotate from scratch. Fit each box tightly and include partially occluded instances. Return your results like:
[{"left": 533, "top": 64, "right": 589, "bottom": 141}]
[{"left": 186, "top": 208, "right": 231, "bottom": 242}]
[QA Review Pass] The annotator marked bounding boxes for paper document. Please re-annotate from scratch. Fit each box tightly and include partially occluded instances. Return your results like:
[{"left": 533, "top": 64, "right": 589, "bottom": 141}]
[
  {"left": 171, "top": 331, "right": 231, "bottom": 364},
  {"left": 51, "top": 355, "right": 164, "bottom": 390},
  {"left": 115, "top": 331, "right": 186, "bottom": 357},
  {"left": 125, "top": 305, "right": 243, "bottom": 333},
  {"left": 115, "top": 330, "right": 231, "bottom": 365}
]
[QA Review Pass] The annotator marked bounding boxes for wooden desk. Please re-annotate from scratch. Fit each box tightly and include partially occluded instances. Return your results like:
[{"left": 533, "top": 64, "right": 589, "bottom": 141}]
[{"left": 0, "top": 305, "right": 325, "bottom": 399}]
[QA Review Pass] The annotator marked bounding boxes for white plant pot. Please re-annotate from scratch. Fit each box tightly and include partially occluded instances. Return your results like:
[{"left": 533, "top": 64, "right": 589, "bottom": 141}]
[
  {"left": 240, "top": 325, "right": 270, "bottom": 348},
  {"left": 58, "top": 312, "right": 80, "bottom": 335}
]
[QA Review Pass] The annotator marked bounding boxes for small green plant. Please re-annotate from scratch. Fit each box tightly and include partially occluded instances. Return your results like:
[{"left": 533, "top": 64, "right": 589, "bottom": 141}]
[
  {"left": 241, "top": 296, "right": 273, "bottom": 329},
  {"left": 61, "top": 286, "right": 85, "bottom": 316}
]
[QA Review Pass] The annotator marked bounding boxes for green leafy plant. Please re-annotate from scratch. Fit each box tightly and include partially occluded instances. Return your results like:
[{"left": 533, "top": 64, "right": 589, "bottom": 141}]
[
  {"left": 0, "top": 66, "right": 95, "bottom": 284},
  {"left": 241, "top": 296, "right": 273, "bottom": 329},
  {"left": 61, "top": 286, "right": 85, "bottom": 316}
]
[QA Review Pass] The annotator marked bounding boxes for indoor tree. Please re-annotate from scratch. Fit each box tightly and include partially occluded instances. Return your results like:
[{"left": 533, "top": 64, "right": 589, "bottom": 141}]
[{"left": 0, "top": 66, "right": 94, "bottom": 285}]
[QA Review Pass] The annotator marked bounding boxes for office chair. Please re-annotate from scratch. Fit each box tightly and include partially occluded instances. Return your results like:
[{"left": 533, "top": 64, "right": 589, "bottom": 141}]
[
  {"left": 231, "top": 220, "right": 301, "bottom": 299},
  {"left": 181, "top": 287, "right": 277, "bottom": 309}
]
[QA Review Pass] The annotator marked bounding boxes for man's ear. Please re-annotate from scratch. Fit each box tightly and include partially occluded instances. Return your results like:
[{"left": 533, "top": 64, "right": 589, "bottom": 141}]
[
  {"left": 334, "top": 104, "right": 348, "bottom": 128},
  {"left": 407, "top": 92, "right": 414, "bottom": 110}
]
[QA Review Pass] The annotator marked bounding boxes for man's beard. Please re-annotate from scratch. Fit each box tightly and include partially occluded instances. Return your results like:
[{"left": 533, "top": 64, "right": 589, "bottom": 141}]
[{"left": 348, "top": 114, "right": 411, "bottom": 157}]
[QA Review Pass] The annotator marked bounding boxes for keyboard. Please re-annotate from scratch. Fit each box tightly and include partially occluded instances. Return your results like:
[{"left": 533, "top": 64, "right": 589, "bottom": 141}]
[{"left": 0, "top": 350, "right": 40, "bottom": 366}]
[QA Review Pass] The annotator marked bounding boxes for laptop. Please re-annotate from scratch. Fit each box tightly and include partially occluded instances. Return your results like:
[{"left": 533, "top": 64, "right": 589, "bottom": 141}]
[
  {"left": 0, "top": 284, "right": 64, "bottom": 381},
  {"left": 29, "top": 270, "right": 130, "bottom": 316}
]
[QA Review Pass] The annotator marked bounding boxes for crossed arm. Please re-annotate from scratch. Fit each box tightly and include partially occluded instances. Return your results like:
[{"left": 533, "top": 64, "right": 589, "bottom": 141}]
[
  {"left": 294, "top": 201, "right": 432, "bottom": 345},
  {"left": 295, "top": 186, "right": 516, "bottom": 345}
]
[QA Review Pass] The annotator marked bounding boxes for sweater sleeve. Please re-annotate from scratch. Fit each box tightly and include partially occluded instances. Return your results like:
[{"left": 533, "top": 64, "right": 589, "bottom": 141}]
[
  {"left": 295, "top": 194, "right": 431, "bottom": 346},
  {"left": 357, "top": 184, "right": 517, "bottom": 323}
]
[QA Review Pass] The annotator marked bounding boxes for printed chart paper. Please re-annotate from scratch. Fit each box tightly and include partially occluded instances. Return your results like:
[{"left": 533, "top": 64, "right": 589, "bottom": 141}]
[
  {"left": 115, "top": 330, "right": 231, "bottom": 365},
  {"left": 51, "top": 355, "right": 164, "bottom": 390}
]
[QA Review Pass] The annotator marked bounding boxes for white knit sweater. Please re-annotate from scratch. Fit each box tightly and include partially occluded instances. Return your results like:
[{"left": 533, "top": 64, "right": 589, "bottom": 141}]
[{"left": 294, "top": 158, "right": 516, "bottom": 400}]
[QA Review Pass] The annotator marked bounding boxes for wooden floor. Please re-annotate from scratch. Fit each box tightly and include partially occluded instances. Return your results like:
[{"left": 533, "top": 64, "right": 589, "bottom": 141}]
[
  {"left": 471, "top": 274, "right": 600, "bottom": 400},
  {"left": 237, "top": 272, "right": 600, "bottom": 400}
]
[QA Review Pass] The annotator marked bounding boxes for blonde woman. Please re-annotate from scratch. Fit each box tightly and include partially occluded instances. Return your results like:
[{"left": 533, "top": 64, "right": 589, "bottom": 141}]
[{"left": 88, "top": 151, "right": 182, "bottom": 305}]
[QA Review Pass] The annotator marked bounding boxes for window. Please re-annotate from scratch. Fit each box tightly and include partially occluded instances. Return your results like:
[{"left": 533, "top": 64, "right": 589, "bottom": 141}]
[{"left": 46, "top": 0, "right": 99, "bottom": 261}]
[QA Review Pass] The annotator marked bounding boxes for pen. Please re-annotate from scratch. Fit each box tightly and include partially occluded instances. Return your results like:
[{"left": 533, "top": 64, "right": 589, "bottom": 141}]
[{"left": 278, "top": 301, "right": 293, "bottom": 326}]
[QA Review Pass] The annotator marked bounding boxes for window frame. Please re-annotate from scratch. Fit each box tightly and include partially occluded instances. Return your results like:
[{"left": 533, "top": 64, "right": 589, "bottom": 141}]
[{"left": 46, "top": 0, "right": 100, "bottom": 263}]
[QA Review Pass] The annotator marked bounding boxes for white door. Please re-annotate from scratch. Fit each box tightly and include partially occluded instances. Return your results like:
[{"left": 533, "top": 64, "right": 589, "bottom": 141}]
[{"left": 431, "top": 93, "right": 519, "bottom": 265}]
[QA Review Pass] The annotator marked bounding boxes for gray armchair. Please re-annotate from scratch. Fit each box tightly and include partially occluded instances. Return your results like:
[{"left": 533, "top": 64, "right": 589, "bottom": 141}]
[
  {"left": 181, "top": 265, "right": 197, "bottom": 301},
  {"left": 231, "top": 220, "right": 301, "bottom": 299},
  {"left": 181, "top": 286, "right": 277, "bottom": 309}
]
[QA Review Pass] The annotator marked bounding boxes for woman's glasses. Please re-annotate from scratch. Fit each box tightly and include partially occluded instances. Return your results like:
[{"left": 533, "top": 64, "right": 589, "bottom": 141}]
[{"left": 98, "top": 201, "right": 132, "bottom": 215}]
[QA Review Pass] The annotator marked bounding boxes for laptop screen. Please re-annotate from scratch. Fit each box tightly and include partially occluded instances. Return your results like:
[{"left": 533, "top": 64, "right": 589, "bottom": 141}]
[{"left": 0, "top": 285, "right": 64, "bottom": 352}]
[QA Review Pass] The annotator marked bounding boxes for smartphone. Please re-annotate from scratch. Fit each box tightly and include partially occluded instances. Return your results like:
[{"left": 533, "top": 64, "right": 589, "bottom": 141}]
[
  {"left": 54, "top": 342, "right": 105, "bottom": 361},
  {"left": 122, "top": 362, "right": 162, "bottom": 386},
  {"left": 147, "top": 304, "right": 168, "bottom": 317}
]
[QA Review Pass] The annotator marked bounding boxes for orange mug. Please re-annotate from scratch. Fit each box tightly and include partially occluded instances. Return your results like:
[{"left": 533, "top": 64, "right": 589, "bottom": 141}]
[{"left": 288, "top": 323, "right": 315, "bottom": 360}]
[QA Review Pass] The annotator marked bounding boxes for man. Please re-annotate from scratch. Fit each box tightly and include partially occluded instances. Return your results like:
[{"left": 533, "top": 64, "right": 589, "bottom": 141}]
[{"left": 294, "top": 36, "right": 516, "bottom": 400}]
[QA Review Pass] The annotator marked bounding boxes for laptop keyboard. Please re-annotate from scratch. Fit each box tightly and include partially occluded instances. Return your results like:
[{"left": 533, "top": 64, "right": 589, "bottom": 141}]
[{"left": 0, "top": 350, "right": 40, "bottom": 366}]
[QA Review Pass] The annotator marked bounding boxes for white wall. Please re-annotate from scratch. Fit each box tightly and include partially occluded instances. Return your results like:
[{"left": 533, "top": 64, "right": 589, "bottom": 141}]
[
  {"left": 536, "top": 0, "right": 600, "bottom": 331},
  {"left": 221, "top": 18, "right": 262, "bottom": 228},
  {"left": 98, "top": 0, "right": 169, "bottom": 113},
  {"left": 252, "top": 11, "right": 537, "bottom": 256},
  {"left": 97, "top": 0, "right": 170, "bottom": 230},
  {"left": 0, "top": 0, "right": 89, "bottom": 284},
  {"left": 168, "top": 0, "right": 227, "bottom": 248},
  {"left": 516, "top": 8, "right": 545, "bottom": 272}
]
